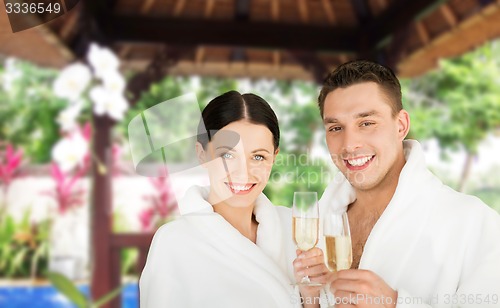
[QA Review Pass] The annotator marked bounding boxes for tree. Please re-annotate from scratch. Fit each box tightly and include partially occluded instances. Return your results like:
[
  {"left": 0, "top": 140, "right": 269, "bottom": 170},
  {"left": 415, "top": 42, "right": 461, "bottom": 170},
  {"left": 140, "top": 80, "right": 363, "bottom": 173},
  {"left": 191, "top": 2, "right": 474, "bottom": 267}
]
[{"left": 404, "top": 40, "right": 500, "bottom": 191}]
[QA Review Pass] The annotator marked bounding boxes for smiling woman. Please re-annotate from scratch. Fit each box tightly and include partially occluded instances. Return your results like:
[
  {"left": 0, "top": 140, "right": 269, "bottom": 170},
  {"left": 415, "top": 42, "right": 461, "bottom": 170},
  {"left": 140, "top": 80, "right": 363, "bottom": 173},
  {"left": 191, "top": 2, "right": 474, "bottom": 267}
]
[{"left": 139, "top": 91, "right": 299, "bottom": 308}]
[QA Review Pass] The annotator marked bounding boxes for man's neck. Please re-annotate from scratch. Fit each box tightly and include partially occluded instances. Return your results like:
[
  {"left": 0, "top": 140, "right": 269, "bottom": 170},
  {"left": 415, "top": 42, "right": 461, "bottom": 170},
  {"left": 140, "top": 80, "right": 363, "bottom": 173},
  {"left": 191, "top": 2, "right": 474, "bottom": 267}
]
[{"left": 350, "top": 151, "right": 406, "bottom": 216}]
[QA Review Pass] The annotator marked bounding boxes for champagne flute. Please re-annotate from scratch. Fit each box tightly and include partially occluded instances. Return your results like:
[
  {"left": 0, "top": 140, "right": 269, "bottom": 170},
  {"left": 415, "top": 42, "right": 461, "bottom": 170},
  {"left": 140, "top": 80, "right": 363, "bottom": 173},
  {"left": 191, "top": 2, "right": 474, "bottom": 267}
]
[
  {"left": 292, "top": 191, "right": 321, "bottom": 286},
  {"left": 323, "top": 211, "right": 352, "bottom": 273}
]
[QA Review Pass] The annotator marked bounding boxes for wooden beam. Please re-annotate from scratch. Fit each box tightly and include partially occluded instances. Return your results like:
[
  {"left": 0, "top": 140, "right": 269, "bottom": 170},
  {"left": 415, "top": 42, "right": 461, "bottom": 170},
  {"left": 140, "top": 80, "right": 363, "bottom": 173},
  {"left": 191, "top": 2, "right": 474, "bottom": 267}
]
[
  {"left": 205, "top": 0, "right": 216, "bottom": 18},
  {"left": 173, "top": 0, "right": 187, "bottom": 17},
  {"left": 100, "top": 16, "right": 358, "bottom": 52},
  {"left": 440, "top": 4, "right": 458, "bottom": 28},
  {"left": 235, "top": 0, "right": 251, "bottom": 20},
  {"left": 111, "top": 233, "right": 155, "bottom": 248},
  {"left": 59, "top": 11, "right": 79, "bottom": 41},
  {"left": 367, "top": 0, "right": 447, "bottom": 49},
  {"left": 376, "top": 0, "right": 388, "bottom": 8},
  {"left": 351, "top": 0, "right": 372, "bottom": 26},
  {"left": 321, "top": 0, "right": 336, "bottom": 25},
  {"left": 140, "top": 0, "right": 156, "bottom": 14},
  {"left": 119, "top": 45, "right": 132, "bottom": 58},
  {"left": 291, "top": 51, "right": 328, "bottom": 84},
  {"left": 273, "top": 50, "right": 281, "bottom": 67},
  {"left": 297, "top": 0, "right": 309, "bottom": 23},
  {"left": 416, "top": 21, "right": 430, "bottom": 44},
  {"left": 195, "top": 47, "right": 205, "bottom": 64},
  {"left": 271, "top": 0, "right": 280, "bottom": 21}
]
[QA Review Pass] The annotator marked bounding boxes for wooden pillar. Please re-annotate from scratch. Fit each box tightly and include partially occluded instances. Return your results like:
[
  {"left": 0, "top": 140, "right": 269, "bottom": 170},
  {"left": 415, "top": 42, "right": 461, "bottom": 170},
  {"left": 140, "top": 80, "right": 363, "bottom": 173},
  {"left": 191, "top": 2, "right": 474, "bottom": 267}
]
[{"left": 90, "top": 115, "right": 115, "bottom": 307}]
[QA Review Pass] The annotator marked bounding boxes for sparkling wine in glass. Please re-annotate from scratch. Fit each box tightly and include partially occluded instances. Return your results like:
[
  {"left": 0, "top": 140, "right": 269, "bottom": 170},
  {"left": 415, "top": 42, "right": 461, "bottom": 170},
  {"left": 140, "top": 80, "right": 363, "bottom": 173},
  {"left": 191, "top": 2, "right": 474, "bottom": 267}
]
[
  {"left": 292, "top": 191, "right": 321, "bottom": 286},
  {"left": 324, "top": 211, "right": 352, "bottom": 272}
]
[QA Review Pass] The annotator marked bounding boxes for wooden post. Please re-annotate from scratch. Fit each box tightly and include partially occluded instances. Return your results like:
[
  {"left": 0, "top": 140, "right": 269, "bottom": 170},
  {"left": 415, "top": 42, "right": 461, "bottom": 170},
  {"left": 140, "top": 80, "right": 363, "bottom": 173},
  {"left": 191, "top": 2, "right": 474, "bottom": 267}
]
[{"left": 90, "top": 115, "right": 115, "bottom": 307}]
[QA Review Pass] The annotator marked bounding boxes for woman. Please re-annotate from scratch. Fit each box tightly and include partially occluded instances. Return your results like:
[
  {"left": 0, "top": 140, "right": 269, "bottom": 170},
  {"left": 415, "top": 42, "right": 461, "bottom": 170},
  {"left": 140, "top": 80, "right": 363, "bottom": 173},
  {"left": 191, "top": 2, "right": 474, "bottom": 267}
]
[{"left": 139, "top": 91, "right": 299, "bottom": 307}]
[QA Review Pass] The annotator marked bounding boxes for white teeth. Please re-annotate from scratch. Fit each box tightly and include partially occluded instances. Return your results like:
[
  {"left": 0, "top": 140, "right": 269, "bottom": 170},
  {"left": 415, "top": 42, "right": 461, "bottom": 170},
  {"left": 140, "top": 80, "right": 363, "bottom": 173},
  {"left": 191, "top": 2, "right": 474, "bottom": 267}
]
[
  {"left": 347, "top": 156, "right": 373, "bottom": 167},
  {"left": 228, "top": 184, "right": 253, "bottom": 191}
]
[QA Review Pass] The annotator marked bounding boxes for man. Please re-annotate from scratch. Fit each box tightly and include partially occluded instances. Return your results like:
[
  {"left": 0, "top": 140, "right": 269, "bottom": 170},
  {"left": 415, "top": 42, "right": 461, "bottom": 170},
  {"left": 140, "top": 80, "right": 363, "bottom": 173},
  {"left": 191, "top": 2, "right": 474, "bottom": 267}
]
[{"left": 293, "top": 60, "right": 500, "bottom": 307}]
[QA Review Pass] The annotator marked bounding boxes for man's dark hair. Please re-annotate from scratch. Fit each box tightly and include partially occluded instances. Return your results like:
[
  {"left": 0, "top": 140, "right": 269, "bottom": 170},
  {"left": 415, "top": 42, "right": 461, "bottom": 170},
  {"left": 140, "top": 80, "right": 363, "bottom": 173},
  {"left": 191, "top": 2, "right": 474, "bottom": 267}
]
[{"left": 318, "top": 60, "right": 403, "bottom": 117}]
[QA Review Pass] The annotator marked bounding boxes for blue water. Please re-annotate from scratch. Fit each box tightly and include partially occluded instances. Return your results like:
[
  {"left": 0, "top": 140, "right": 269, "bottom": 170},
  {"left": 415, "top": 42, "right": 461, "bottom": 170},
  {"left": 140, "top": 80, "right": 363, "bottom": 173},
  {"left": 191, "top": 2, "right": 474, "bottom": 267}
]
[{"left": 0, "top": 283, "right": 138, "bottom": 308}]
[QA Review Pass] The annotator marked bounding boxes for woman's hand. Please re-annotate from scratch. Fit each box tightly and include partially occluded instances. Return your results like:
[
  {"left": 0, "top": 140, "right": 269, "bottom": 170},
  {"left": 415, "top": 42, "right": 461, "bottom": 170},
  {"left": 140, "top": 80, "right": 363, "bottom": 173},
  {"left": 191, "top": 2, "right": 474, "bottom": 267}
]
[{"left": 293, "top": 248, "right": 332, "bottom": 303}]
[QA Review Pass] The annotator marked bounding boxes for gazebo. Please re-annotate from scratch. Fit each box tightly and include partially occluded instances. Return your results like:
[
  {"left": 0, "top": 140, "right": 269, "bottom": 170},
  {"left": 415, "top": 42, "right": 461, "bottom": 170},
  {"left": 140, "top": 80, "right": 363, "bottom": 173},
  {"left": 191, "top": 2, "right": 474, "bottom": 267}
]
[{"left": 1, "top": 0, "right": 500, "bottom": 307}]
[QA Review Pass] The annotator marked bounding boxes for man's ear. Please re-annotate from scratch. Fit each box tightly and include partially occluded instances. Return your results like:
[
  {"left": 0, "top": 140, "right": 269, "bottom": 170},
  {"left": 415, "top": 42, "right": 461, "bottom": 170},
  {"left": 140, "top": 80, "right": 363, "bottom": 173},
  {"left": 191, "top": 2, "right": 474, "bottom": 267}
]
[
  {"left": 397, "top": 109, "right": 411, "bottom": 141},
  {"left": 195, "top": 142, "right": 207, "bottom": 166}
]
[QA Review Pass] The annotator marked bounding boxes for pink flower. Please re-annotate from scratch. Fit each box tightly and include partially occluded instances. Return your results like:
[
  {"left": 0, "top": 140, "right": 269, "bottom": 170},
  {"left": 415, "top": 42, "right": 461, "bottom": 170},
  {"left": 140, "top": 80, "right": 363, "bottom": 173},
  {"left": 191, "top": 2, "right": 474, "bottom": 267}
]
[
  {"left": 140, "top": 170, "right": 178, "bottom": 231},
  {"left": 44, "top": 163, "right": 87, "bottom": 215},
  {"left": 0, "top": 143, "right": 24, "bottom": 193},
  {"left": 139, "top": 207, "right": 155, "bottom": 232}
]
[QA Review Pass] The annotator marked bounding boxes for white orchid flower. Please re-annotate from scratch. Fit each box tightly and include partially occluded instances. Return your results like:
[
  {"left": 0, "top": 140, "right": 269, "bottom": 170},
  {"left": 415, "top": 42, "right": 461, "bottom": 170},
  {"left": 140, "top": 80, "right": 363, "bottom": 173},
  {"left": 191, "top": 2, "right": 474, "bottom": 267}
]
[
  {"left": 2, "top": 57, "right": 23, "bottom": 92},
  {"left": 102, "top": 70, "right": 126, "bottom": 94},
  {"left": 87, "top": 43, "right": 120, "bottom": 79},
  {"left": 51, "top": 132, "right": 88, "bottom": 172},
  {"left": 57, "top": 100, "right": 84, "bottom": 132},
  {"left": 53, "top": 63, "right": 92, "bottom": 101},
  {"left": 89, "top": 86, "right": 129, "bottom": 121}
]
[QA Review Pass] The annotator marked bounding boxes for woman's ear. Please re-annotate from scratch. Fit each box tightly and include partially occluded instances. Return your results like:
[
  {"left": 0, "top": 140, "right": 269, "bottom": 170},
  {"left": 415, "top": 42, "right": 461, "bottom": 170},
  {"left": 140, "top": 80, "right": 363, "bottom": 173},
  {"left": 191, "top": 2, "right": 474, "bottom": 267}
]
[
  {"left": 195, "top": 142, "right": 207, "bottom": 166},
  {"left": 273, "top": 147, "right": 280, "bottom": 163},
  {"left": 397, "top": 109, "right": 411, "bottom": 141}
]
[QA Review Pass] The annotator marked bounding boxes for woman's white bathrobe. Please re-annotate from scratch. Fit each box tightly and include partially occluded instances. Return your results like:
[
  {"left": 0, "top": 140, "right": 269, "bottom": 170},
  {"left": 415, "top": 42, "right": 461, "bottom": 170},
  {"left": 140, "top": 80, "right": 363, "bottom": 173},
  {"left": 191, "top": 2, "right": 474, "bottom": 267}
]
[
  {"left": 319, "top": 140, "right": 500, "bottom": 307},
  {"left": 139, "top": 186, "right": 299, "bottom": 308}
]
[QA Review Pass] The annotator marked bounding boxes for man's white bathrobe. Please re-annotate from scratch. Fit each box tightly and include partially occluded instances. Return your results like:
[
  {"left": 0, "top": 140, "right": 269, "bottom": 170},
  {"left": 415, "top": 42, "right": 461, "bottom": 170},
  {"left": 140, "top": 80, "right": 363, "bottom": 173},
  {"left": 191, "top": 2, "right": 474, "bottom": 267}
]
[
  {"left": 139, "top": 186, "right": 299, "bottom": 308},
  {"left": 319, "top": 140, "right": 500, "bottom": 307}
]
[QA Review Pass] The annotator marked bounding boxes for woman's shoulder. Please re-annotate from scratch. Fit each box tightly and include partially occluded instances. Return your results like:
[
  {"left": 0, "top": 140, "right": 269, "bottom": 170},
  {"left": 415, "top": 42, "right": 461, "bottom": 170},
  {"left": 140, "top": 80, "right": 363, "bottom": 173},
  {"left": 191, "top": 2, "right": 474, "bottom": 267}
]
[{"left": 151, "top": 217, "right": 193, "bottom": 243}]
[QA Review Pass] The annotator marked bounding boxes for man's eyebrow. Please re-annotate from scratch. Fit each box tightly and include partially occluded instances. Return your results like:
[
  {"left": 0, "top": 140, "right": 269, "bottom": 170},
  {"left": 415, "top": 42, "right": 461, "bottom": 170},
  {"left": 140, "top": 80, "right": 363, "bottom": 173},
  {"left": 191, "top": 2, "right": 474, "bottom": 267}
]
[
  {"left": 323, "top": 117, "right": 338, "bottom": 124},
  {"left": 355, "top": 110, "right": 380, "bottom": 118},
  {"left": 323, "top": 110, "right": 381, "bottom": 124}
]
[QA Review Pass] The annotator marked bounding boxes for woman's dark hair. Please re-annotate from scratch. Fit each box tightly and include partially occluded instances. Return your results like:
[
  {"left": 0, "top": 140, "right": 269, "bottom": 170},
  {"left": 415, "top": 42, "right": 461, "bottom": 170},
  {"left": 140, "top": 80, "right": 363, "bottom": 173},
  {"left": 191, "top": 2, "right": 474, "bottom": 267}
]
[{"left": 197, "top": 90, "right": 280, "bottom": 150}]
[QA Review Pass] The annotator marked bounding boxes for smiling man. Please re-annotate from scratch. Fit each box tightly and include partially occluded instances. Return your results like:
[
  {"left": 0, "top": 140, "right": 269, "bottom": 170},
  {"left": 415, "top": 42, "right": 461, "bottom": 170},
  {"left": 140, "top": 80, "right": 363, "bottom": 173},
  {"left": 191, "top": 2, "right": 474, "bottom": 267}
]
[{"left": 293, "top": 60, "right": 500, "bottom": 307}]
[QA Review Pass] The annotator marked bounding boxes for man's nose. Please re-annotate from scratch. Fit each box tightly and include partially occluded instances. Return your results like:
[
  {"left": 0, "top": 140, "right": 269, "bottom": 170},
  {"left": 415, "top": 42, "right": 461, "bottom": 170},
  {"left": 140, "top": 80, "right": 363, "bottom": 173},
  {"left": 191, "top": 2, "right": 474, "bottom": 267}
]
[{"left": 341, "top": 129, "right": 363, "bottom": 154}]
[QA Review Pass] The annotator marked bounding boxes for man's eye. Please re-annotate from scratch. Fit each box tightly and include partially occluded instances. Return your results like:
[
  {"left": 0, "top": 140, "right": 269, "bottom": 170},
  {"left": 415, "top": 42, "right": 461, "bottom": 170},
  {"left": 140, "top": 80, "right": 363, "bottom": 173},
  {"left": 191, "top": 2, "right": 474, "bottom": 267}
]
[
  {"left": 328, "top": 126, "right": 341, "bottom": 132},
  {"left": 361, "top": 122, "right": 374, "bottom": 127}
]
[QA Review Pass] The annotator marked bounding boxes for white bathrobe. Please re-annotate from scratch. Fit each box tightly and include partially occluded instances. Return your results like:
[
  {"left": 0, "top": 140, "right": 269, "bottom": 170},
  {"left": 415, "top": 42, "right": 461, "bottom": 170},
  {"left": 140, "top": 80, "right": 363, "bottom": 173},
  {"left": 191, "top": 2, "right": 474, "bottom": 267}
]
[
  {"left": 139, "top": 186, "right": 299, "bottom": 308},
  {"left": 319, "top": 140, "right": 500, "bottom": 307}
]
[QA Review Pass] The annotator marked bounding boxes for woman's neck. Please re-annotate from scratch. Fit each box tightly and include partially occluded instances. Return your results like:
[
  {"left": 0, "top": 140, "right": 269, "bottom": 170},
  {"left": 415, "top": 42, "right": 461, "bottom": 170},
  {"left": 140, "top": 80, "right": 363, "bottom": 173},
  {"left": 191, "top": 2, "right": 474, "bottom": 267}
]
[{"left": 212, "top": 202, "right": 258, "bottom": 243}]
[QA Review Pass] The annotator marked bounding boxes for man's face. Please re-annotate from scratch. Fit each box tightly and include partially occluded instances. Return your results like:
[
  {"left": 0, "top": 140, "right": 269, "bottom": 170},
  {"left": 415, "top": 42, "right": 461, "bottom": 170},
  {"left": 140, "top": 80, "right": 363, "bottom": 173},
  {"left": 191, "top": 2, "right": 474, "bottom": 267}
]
[{"left": 322, "top": 82, "right": 409, "bottom": 192}]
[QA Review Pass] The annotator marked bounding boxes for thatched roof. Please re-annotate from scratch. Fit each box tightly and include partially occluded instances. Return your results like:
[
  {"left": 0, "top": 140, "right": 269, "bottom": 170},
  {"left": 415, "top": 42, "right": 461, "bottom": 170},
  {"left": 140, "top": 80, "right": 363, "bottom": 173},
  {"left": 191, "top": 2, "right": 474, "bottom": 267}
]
[{"left": 1, "top": 0, "right": 500, "bottom": 80}]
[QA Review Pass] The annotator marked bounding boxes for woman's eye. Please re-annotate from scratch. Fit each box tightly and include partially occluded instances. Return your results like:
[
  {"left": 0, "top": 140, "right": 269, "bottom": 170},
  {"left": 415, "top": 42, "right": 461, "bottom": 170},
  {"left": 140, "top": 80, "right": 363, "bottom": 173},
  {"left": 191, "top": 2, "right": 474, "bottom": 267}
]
[
  {"left": 221, "top": 153, "right": 233, "bottom": 159},
  {"left": 253, "top": 155, "right": 265, "bottom": 161}
]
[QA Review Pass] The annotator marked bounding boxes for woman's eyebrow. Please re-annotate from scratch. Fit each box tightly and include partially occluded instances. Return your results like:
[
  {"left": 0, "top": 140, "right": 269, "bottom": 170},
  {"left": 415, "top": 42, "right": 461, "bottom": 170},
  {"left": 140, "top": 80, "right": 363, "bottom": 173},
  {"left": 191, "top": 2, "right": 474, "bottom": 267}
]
[{"left": 251, "top": 148, "right": 271, "bottom": 154}]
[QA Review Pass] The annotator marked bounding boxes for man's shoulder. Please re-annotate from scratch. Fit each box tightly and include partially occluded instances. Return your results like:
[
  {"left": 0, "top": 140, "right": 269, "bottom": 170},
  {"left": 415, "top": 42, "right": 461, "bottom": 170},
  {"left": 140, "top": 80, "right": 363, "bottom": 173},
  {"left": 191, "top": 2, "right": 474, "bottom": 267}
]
[{"left": 433, "top": 183, "right": 499, "bottom": 221}]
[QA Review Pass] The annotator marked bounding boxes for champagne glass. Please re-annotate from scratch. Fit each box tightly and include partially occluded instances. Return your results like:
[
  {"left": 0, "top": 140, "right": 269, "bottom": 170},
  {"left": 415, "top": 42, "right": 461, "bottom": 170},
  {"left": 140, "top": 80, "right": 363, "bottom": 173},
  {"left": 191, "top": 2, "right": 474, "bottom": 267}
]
[
  {"left": 323, "top": 211, "right": 352, "bottom": 273},
  {"left": 292, "top": 191, "right": 321, "bottom": 286}
]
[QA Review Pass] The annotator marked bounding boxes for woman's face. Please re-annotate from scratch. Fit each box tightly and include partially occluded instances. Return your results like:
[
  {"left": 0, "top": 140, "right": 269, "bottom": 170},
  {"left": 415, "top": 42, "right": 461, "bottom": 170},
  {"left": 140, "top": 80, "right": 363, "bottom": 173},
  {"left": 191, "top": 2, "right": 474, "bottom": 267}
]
[{"left": 197, "top": 120, "right": 278, "bottom": 208}]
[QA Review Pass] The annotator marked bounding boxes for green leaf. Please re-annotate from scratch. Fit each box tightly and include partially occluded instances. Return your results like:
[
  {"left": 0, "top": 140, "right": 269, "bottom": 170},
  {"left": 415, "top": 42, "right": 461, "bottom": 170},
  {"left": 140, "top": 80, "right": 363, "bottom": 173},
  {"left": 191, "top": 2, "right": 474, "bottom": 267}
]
[
  {"left": 47, "top": 271, "right": 89, "bottom": 308},
  {"left": 91, "top": 285, "right": 125, "bottom": 308}
]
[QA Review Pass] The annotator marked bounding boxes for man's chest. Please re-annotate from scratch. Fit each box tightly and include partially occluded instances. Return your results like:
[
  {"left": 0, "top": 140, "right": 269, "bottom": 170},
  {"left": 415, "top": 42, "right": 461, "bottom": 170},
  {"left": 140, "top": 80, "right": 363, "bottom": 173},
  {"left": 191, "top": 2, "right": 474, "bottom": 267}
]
[{"left": 349, "top": 212, "right": 380, "bottom": 269}]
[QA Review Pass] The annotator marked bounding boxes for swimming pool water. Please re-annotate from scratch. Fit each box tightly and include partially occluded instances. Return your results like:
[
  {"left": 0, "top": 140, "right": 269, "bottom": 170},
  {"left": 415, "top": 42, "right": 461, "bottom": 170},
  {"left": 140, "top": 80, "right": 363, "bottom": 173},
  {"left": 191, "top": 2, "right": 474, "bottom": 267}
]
[{"left": 0, "top": 283, "right": 138, "bottom": 308}]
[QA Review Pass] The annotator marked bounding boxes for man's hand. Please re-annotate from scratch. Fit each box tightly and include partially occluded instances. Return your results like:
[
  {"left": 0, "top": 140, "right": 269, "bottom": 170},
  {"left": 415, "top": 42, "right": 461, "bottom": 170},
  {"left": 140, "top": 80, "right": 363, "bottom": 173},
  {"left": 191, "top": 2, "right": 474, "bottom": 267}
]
[{"left": 329, "top": 269, "right": 397, "bottom": 308}]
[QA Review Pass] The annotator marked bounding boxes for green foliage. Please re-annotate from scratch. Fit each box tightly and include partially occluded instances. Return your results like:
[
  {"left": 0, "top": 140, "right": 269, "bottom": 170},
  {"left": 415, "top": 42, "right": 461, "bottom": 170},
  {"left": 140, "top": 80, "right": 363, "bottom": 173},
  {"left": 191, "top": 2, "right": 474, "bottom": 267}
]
[
  {"left": 0, "top": 59, "right": 70, "bottom": 163},
  {"left": 48, "top": 271, "right": 124, "bottom": 308},
  {"left": 0, "top": 210, "right": 50, "bottom": 278},
  {"left": 403, "top": 40, "right": 500, "bottom": 155},
  {"left": 264, "top": 154, "right": 334, "bottom": 207}
]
